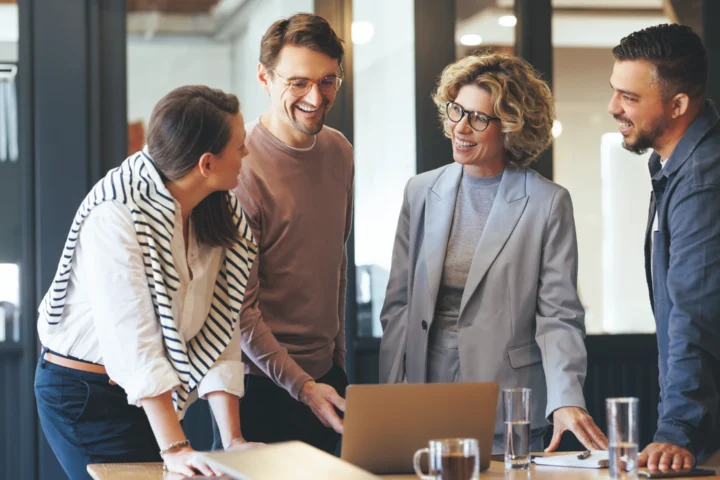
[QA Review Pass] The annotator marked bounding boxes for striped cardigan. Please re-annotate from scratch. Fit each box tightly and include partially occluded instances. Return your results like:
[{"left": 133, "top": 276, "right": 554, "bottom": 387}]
[{"left": 39, "top": 151, "right": 257, "bottom": 415}]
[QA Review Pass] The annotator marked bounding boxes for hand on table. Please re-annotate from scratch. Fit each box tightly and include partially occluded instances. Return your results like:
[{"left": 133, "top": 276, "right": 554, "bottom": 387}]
[
  {"left": 639, "top": 442, "right": 694, "bottom": 471},
  {"left": 162, "top": 446, "right": 224, "bottom": 477},
  {"left": 546, "top": 407, "right": 609, "bottom": 452}
]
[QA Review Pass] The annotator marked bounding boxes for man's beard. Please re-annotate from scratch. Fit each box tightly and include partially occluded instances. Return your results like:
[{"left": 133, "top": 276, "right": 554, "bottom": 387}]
[
  {"left": 290, "top": 103, "right": 328, "bottom": 135},
  {"left": 618, "top": 116, "right": 668, "bottom": 155}
]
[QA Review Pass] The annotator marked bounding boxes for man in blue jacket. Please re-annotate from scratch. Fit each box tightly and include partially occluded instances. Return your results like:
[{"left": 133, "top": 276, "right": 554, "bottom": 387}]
[{"left": 608, "top": 23, "right": 720, "bottom": 471}]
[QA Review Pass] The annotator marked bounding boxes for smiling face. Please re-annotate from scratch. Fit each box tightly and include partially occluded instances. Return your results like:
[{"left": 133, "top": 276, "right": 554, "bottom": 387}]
[
  {"left": 449, "top": 84, "right": 506, "bottom": 176},
  {"left": 259, "top": 44, "right": 341, "bottom": 147},
  {"left": 608, "top": 60, "right": 672, "bottom": 155}
]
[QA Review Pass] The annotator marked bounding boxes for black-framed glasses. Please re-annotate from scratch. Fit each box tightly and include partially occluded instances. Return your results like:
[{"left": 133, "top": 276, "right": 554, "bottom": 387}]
[
  {"left": 445, "top": 101, "right": 500, "bottom": 132},
  {"left": 271, "top": 69, "right": 343, "bottom": 97}
]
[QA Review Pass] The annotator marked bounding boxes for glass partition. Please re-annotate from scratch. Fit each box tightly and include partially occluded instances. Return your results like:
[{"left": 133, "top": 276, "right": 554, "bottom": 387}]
[
  {"left": 352, "top": 0, "right": 416, "bottom": 338},
  {"left": 0, "top": 1, "right": 20, "bottom": 346}
]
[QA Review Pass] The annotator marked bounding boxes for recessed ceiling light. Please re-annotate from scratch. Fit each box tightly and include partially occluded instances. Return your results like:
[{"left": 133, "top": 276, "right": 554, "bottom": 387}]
[
  {"left": 352, "top": 21, "right": 375, "bottom": 45},
  {"left": 499, "top": 15, "right": 517, "bottom": 27},
  {"left": 460, "top": 34, "right": 483, "bottom": 46},
  {"left": 552, "top": 120, "right": 563, "bottom": 138}
]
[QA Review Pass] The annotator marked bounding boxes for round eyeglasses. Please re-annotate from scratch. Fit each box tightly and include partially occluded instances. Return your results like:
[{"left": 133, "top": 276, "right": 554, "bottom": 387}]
[
  {"left": 446, "top": 101, "right": 500, "bottom": 132},
  {"left": 271, "top": 69, "right": 343, "bottom": 97}
]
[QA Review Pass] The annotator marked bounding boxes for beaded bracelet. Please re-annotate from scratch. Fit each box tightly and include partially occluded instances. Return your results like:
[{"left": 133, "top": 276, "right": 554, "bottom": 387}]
[{"left": 160, "top": 439, "right": 191, "bottom": 457}]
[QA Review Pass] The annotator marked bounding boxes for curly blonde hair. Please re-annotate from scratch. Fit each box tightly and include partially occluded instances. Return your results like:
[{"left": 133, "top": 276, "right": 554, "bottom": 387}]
[{"left": 432, "top": 52, "right": 555, "bottom": 167}]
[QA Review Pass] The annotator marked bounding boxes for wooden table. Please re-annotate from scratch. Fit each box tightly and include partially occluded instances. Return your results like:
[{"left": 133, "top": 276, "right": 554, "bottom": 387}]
[{"left": 88, "top": 459, "right": 718, "bottom": 479}]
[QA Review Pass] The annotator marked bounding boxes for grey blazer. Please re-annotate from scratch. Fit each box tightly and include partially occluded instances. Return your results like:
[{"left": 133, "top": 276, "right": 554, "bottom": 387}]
[{"left": 379, "top": 163, "right": 588, "bottom": 433}]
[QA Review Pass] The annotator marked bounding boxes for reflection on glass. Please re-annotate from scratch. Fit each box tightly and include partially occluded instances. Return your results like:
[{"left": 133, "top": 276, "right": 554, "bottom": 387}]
[
  {"left": 353, "top": 0, "right": 416, "bottom": 337},
  {"left": 455, "top": 1, "right": 515, "bottom": 59},
  {"left": 0, "top": 264, "right": 20, "bottom": 343},
  {"left": 0, "top": 36, "right": 21, "bottom": 344},
  {"left": 600, "top": 133, "right": 654, "bottom": 333},
  {"left": 550, "top": 6, "right": 669, "bottom": 333}
]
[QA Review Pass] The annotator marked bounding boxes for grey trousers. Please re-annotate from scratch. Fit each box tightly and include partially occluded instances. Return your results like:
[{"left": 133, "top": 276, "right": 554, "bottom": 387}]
[{"left": 427, "top": 326, "right": 547, "bottom": 453}]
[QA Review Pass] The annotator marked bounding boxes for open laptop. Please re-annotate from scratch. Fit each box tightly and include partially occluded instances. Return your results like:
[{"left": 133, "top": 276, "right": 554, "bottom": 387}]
[
  {"left": 341, "top": 382, "right": 499, "bottom": 474},
  {"left": 201, "top": 441, "right": 379, "bottom": 480}
]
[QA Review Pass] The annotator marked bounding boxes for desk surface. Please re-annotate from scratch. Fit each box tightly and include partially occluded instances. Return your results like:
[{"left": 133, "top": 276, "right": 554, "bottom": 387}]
[{"left": 87, "top": 459, "right": 716, "bottom": 479}]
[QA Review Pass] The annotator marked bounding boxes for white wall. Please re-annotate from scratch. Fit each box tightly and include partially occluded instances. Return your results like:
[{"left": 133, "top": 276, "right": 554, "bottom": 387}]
[
  {"left": 127, "top": 37, "right": 232, "bottom": 127},
  {"left": 230, "top": 0, "right": 314, "bottom": 121}
]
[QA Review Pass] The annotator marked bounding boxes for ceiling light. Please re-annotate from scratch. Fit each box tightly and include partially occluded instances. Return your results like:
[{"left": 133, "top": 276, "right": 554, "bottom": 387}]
[
  {"left": 552, "top": 120, "right": 563, "bottom": 138},
  {"left": 460, "top": 34, "right": 483, "bottom": 46},
  {"left": 352, "top": 21, "right": 375, "bottom": 45},
  {"left": 499, "top": 15, "right": 517, "bottom": 27}
]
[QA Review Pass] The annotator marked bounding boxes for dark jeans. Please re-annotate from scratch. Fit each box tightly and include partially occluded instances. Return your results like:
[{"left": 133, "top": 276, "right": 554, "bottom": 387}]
[
  {"left": 34, "top": 358, "right": 160, "bottom": 480},
  {"left": 212, "top": 363, "right": 348, "bottom": 454}
]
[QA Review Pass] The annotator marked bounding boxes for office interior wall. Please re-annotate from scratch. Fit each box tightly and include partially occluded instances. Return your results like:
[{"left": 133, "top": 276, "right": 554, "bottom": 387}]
[
  {"left": 230, "top": 0, "right": 314, "bottom": 121},
  {"left": 127, "top": 38, "right": 232, "bottom": 131}
]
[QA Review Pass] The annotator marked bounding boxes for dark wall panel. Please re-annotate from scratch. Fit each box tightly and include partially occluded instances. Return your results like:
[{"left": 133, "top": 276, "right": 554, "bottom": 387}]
[
  {"left": 703, "top": 0, "right": 720, "bottom": 106},
  {"left": 514, "top": 0, "right": 553, "bottom": 180},
  {"left": 0, "top": 354, "right": 22, "bottom": 479},
  {"left": 11, "top": 1, "right": 128, "bottom": 479},
  {"left": 414, "top": 0, "right": 455, "bottom": 174}
]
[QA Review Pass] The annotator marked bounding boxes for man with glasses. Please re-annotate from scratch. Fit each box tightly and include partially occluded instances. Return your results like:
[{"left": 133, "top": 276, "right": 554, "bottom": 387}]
[{"left": 211, "top": 13, "right": 353, "bottom": 454}]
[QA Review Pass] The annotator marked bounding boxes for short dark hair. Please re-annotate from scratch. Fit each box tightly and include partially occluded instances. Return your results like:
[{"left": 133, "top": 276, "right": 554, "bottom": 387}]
[
  {"left": 259, "top": 13, "right": 344, "bottom": 70},
  {"left": 612, "top": 23, "right": 707, "bottom": 100},
  {"left": 147, "top": 85, "right": 240, "bottom": 249}
]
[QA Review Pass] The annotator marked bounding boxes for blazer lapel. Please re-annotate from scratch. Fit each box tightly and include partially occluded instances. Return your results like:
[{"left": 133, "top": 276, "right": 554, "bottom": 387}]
[
  {"left": 459, "top": 167, "right": 529, "bottom": 317},
  {"left": 424, "top": 163, "right": 463, "bottom": 316}
]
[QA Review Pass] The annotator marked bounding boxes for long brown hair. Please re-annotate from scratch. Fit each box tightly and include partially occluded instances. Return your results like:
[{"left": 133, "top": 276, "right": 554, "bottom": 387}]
[{"left": 147, "top": 85, "right": 240, "bottom": 248}]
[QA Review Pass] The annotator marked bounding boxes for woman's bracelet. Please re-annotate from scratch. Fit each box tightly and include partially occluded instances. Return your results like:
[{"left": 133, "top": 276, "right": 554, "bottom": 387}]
[
  {"left": 160, "top": 439, "right": 191, "bottom": 457},
  {"left": 225, "top": 437, "right": 246, "bottom": 451}
]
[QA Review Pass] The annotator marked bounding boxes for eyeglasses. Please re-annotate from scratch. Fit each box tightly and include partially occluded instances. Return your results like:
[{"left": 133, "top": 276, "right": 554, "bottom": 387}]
[
  {"left": 446, "top": 101, "right": 500, "bottom": 132},
  {"left": 271, "top": 70, "right": 343, "bottom": 97}
]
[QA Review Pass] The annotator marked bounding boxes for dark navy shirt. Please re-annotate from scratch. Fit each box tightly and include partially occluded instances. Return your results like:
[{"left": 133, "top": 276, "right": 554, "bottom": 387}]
[{"left": 646, "top": 100, "right": 720, "bottom": 460}]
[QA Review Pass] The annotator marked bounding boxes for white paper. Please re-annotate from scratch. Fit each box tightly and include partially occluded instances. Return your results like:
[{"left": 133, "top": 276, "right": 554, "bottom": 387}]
[{"left": 533, "top": 451, "right": 609, "bottom": 469}]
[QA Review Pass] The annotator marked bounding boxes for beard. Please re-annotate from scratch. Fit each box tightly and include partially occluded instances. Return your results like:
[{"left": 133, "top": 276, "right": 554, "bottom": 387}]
[
  {"left": 617, "top": 115, "right": 669, "bottom": 155},
  {"left": 290, "top": 101, "right": 328, "bottom": 136}
]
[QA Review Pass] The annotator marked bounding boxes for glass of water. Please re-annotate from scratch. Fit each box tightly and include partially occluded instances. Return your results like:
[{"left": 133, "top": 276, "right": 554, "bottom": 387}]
[
  {"left": 606, "top": 397, "right": 639, "bottom": 480},
  {"left": 503, "top": 388, "right": 531, "bottom": 470}
]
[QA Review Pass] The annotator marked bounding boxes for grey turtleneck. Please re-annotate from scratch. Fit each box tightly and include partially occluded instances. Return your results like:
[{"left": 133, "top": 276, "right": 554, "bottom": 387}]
[{"left": 433, "top": 169, "right": 503, "bottom": 331}]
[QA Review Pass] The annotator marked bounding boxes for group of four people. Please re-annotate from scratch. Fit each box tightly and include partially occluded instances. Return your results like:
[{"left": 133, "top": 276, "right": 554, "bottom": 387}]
[{"left": 33, "top": 12, "right": 720, "bottom": 480}]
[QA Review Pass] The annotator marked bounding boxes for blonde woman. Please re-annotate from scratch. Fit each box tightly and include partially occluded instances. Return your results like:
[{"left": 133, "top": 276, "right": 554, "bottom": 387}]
[{"left": 379, "top": 53, "right": 607, "bottom": 453}]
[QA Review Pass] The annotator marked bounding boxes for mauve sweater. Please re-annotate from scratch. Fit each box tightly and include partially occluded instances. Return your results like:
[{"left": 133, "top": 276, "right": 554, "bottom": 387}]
[{"left": 235, "top": 119, "right": 354, "bottom": 399}]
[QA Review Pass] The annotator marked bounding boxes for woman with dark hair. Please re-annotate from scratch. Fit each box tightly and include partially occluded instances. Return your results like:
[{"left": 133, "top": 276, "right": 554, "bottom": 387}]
[{"left": 35, "top": 85, "right": 258, "bottom": 479}]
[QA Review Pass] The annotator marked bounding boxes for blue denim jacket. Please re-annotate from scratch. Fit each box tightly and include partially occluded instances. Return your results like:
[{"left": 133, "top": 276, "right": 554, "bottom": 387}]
[{"left": 646, "top": 100, "right": 720, "bottom": 460}]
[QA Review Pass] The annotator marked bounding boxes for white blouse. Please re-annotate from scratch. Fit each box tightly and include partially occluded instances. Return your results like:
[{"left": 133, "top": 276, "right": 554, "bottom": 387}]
[{"left": 37, "top": 200, "right": 244, "bottom": 408}]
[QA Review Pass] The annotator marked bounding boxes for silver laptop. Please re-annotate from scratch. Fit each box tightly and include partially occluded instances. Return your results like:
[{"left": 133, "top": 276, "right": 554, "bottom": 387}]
[
  {"left": 201, "top": 441, "right": 379, "bottom": 480},
  {"left": 340, "top": 382, "right": 499, "bottom": 474}
]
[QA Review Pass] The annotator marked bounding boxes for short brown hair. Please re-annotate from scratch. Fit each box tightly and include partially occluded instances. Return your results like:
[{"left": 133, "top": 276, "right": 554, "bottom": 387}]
[
  {"left": 432, "top": 53, "right": 555, "bottom": 168},
  {"left": 259, "top": 13, "right": 345, "bottom": 70},
  {"left": 148, "top": 85, "right": 240, "bottom": 249}
]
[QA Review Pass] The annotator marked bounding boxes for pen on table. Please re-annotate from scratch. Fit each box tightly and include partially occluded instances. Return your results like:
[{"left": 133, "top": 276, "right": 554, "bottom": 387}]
[{"left": 577, "top": 450, "right": 609, "bottom": 468}]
